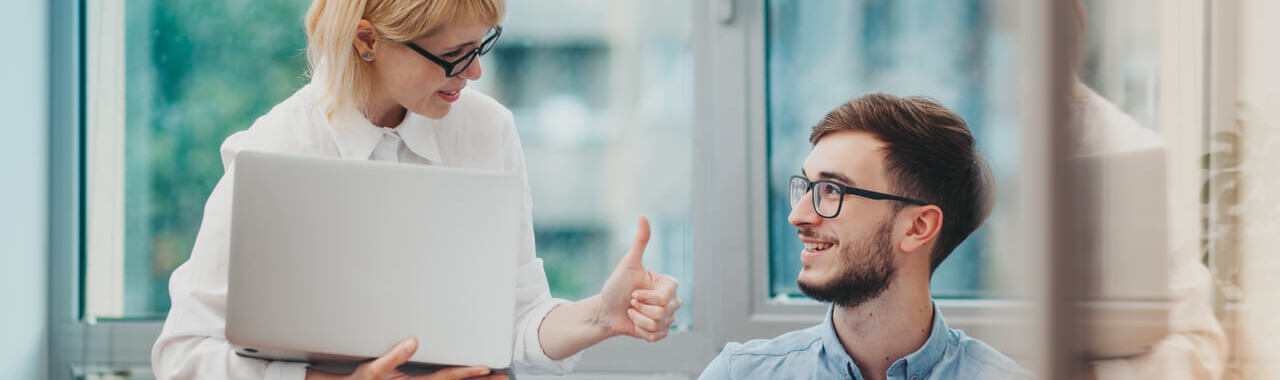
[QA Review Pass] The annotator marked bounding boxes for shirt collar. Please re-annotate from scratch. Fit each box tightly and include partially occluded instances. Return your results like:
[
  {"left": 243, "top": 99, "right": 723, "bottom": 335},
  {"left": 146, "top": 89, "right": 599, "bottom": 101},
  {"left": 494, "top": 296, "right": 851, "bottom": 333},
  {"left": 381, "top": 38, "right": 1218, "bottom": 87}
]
[
  {"left": 820, "top": 302, "right": 952, "bottom": 379},
  {"left": 899, "top": 302, "right": 952, "bottom": 378},
  {"left": 395, "top": 113, "right": 442, "bottom": 163},
  {"left": 819, "top": 306, "right": 860, "bottom": 378},
  {"left": 329, "top": 105, "right": 442, "bottom": 163}
]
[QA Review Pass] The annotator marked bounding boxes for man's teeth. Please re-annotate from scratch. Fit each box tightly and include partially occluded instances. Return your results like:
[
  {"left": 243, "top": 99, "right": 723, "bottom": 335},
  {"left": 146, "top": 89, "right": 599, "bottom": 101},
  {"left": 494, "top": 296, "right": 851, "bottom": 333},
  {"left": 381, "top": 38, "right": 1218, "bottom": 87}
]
[{"left": 804, "top": 242, "right": 832, "bottom": 251}]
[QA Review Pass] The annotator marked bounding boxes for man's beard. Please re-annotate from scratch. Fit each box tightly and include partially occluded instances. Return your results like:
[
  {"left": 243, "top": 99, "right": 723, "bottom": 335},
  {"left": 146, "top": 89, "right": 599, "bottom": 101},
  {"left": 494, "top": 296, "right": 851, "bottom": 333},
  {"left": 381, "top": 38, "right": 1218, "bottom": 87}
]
[{"left": 797, "top": 219, "right": 896, "bottom": 308}]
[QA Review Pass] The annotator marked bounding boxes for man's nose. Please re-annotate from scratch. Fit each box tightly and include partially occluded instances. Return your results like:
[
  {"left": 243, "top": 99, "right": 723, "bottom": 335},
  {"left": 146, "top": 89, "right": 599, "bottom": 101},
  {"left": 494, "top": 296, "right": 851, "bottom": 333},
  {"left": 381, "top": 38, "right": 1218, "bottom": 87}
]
[{"left": 788, "top": 192, "right": 822, "bottom": 227}]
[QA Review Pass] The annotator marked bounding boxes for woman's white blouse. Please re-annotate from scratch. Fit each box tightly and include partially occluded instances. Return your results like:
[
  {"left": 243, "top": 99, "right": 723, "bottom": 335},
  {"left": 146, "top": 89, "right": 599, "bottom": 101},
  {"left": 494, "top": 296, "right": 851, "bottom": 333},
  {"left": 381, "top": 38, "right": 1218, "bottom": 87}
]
[{"left": 151, "top": 84, "right": 580, "bottom": 379}]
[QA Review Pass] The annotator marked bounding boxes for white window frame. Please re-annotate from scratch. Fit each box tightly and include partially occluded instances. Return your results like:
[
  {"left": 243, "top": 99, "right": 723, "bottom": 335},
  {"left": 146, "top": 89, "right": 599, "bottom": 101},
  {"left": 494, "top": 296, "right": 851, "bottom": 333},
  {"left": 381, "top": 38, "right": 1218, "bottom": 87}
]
[
  {"left": 83, "top": 0, "right": 127, "bottom": 321},
  {"left": 49, "top": 0, "right": 168, "bottom": 376}
]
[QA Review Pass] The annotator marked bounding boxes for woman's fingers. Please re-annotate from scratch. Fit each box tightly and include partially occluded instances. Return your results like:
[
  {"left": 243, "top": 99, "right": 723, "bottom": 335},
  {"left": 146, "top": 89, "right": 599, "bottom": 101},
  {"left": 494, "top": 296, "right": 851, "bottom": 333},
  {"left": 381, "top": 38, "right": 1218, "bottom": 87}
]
[
  {"left": 628, "top": 295, "right": 682, "bottom": 339},
  {"left": 413, "top": 366, "right": 491, "bottom": 380},
  {"left": 631, "top": 274, "right": 679, "bottom": 306},
  {"left": 667, "top": 298, "right": 682, "bottom": 320},
  {"left": 618, "top": 217, "right": 651, "bottom": 270},
  {"left": 630, "top": 320, "right": 670, "bottom": 342},
  {"left": 627, "top": 306, "right": 677, "bottom": 344},
  {"left": 653, "top": 274, "right": 678, "bottom": 299},
  {"left": 627, "top": 308, "right": 661, "bottom": 331},
  {"left": 367, "top": 337, "right": 418, "bottom": 375},
  {"left": 631, "top": 289, "right": 673, "bottom": 306},
  {"left": 629, "top": 298, "right": 666, "bottom": 319}
]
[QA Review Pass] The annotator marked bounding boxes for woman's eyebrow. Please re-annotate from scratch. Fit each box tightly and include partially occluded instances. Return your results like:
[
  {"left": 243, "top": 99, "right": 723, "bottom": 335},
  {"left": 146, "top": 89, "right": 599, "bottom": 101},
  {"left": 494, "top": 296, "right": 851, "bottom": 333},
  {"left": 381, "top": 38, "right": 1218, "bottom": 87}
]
[{"left": 441, "top": 38, "right": 483, "bottom": 52}]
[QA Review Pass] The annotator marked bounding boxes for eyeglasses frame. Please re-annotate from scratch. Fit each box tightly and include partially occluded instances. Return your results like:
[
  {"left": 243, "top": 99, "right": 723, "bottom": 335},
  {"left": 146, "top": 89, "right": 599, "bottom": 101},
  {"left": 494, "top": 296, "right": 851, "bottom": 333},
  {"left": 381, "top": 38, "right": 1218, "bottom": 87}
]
[
  {"left": 403, "top": 25, "right": 503, "bottom": 77},
  {"left": 789, "top": 175, "right": 927, "bottom": 219}
]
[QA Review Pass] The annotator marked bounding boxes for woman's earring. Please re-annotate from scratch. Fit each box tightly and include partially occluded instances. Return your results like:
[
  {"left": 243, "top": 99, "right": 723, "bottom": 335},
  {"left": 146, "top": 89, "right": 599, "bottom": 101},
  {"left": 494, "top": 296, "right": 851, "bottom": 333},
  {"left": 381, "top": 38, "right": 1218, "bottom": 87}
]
[{"left": 362, "top": 52, "right": 374, "bottom": 61}]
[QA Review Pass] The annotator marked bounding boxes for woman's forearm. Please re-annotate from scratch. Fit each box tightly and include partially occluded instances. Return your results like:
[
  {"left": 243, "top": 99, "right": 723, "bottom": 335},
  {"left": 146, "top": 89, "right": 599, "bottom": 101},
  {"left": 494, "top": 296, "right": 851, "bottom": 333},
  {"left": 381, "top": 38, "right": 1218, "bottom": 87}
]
[{"left": 536, "top": 294, "right": 617, "bottom": 360}]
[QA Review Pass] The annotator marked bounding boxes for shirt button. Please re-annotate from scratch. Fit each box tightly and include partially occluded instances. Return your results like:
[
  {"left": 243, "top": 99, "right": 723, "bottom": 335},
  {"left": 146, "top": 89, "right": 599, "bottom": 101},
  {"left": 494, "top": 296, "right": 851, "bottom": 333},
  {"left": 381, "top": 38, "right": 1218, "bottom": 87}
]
[{"left": 383, "top": 133, "right": 396, "bottom": 142}]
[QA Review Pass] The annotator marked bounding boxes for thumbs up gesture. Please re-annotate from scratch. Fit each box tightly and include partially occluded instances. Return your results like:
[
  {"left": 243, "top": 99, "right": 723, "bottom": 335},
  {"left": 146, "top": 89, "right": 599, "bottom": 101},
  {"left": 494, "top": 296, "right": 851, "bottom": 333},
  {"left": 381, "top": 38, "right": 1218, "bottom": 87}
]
[{"left": 597, "top": 216, "right": 682, "bottom": 342}]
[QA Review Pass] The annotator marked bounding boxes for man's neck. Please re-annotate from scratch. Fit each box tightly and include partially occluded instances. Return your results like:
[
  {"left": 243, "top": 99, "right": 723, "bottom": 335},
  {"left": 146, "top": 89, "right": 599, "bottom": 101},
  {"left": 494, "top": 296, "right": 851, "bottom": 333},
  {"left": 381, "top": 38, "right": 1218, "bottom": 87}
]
[{"left": 832, "top": 276, "right": 934, "bottom": 380}]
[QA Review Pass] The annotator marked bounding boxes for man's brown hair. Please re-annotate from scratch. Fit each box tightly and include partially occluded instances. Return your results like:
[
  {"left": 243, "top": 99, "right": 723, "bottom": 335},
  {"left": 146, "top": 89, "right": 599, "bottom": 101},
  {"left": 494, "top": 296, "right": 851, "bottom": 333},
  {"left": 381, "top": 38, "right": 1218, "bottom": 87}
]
[{"left": 810, "top": 93, "right": 994, "bottom": 272}]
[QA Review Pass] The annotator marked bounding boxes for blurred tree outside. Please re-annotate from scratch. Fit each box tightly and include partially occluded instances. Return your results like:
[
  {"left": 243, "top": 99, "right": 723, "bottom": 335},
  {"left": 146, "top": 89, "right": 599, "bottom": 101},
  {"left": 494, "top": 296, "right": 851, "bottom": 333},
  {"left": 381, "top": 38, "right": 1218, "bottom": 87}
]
[{"left": 123, "top": 0, "right": 311, "bottom": 316}]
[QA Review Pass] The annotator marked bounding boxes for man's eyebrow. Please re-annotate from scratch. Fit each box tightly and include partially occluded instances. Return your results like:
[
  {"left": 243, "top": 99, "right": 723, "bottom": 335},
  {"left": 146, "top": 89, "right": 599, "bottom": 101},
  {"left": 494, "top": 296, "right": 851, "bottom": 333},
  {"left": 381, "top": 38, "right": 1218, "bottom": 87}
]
[{"left": 816, "top": 171, "right": 854, "bottom": 185}]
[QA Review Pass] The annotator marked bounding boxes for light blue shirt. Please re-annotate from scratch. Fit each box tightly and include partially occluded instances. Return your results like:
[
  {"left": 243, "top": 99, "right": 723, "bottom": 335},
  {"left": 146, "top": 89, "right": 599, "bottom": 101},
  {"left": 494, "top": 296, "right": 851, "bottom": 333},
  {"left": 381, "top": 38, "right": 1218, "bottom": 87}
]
[{"left": 699, "top": 303, "right": 1028, "bottom": 380}]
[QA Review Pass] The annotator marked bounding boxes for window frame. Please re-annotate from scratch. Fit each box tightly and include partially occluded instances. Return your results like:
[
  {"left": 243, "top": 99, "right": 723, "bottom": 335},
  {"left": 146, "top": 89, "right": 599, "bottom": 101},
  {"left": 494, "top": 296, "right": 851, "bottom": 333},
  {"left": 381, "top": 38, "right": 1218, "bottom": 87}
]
[{"left": 48, "top": 0, "right": 169, "bottom": 377}]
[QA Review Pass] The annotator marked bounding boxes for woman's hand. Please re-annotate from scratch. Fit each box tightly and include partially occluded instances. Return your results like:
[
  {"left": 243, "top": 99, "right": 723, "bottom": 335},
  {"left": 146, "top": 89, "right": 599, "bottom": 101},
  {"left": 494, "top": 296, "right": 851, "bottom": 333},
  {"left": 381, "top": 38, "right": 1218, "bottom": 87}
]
[
  {"left": 596, "top": 216, "right": 682, "bottom": 342},
  {"left": 305, "top": 338, "right": 507, "bottom": 380}
]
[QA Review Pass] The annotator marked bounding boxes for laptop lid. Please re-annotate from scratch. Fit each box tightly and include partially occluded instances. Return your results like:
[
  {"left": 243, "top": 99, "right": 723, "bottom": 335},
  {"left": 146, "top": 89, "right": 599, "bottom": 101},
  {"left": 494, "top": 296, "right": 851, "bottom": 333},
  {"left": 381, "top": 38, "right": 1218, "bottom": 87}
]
[{"left": 226, "top": 150, "right": 519, "bottom": 369}]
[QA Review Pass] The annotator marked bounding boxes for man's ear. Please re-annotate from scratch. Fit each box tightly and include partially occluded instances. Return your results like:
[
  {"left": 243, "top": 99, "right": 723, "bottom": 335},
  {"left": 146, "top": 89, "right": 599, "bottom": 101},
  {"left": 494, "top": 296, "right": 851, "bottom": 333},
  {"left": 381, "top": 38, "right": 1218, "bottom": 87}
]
[
  {"left": 353, "top": 19, "right": 379, "bottom": 59},
  {"left": 899, "top": 205, "right": 943, "bottom": 255}
]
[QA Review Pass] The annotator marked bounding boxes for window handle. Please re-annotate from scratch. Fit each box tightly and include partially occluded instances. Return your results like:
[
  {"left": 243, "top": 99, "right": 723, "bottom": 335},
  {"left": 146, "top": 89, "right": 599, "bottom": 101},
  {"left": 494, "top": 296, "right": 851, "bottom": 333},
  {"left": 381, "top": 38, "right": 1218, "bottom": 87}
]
[{"left": 714, "top": 0, "right": 734, "bottom": 24}]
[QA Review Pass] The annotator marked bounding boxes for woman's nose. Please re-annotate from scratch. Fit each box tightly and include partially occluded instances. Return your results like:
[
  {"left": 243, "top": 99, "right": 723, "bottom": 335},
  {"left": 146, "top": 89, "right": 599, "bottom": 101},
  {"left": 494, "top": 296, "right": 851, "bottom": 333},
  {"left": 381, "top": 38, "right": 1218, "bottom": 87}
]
[{"left": 460, "top": 58, "right": 483, "bottom": 80}]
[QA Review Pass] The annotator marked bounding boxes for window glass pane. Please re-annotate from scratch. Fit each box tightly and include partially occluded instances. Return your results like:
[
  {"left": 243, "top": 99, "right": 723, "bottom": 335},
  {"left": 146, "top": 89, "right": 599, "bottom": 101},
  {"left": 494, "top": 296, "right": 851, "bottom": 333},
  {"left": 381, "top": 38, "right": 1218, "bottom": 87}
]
[
  {"left": 96, "top": 0, "right": 692, "bottom": 325},
  {"left": 474, "top": 0, "right": 694, "bottom": 327},
  {"left": 114, "top": 0, "right": 311, "bottom": 318},
  {"left": 766, "top": 0, "right": 1021, "bottom": 299},
  {"left": 1078, "top": 0, "right": 1160, "bottom": 130}
]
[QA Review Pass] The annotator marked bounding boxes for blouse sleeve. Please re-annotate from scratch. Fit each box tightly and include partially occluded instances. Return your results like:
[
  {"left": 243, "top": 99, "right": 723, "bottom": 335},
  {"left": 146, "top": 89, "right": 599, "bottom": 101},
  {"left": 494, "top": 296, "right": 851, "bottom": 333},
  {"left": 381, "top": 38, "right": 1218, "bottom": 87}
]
[{"left": 150, "top": 128, "right": 308, "bottom": 380}]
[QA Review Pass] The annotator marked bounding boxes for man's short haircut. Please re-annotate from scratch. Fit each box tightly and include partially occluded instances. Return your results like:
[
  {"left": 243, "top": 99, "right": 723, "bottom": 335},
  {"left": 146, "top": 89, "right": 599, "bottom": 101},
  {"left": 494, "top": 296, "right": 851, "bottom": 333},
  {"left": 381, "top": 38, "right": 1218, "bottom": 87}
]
[{"left": 810, "top": 93, "right": 994, "bottom": 272}]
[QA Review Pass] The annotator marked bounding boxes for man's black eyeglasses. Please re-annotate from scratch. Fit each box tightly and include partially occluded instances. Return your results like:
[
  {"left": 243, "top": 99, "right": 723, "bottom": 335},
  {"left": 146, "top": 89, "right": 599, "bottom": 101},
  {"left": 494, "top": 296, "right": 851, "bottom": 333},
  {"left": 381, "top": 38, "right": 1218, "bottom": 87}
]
[
  {"left": 789, "top": 175, "right": 926, "bottom": 219},
  {"left": 404, "top": 25, "right": 502, "bottom": 77}
]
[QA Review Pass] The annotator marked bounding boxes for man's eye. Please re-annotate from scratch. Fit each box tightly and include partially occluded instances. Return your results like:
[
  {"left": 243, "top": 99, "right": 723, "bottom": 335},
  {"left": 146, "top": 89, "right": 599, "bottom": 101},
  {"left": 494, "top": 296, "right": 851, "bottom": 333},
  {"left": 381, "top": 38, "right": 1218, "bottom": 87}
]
[{"left": 821, "top": 185, "right": 840, "bottom": 196}]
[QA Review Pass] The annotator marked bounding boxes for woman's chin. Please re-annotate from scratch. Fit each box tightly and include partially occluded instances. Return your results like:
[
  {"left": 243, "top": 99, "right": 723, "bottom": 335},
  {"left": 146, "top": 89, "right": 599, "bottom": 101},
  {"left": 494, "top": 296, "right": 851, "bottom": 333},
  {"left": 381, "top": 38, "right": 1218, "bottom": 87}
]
[{"left": 416, "top": 103, "right": 452, "bottom": 120}]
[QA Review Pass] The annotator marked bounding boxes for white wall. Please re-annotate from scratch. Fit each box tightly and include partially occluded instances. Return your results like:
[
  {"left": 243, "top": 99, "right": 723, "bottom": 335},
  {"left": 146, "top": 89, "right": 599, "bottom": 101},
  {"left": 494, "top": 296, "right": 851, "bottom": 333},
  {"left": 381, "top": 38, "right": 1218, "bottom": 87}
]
[{"left": 0, "top": 0, "right": 50, "bottom": 378}]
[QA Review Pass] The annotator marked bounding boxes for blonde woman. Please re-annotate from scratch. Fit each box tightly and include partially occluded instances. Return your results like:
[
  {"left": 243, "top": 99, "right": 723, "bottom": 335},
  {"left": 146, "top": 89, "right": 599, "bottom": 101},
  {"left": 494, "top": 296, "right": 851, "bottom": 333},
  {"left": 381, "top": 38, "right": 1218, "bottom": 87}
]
[{"left": 150, "top": 1, "right": 682, "bottom": 379}]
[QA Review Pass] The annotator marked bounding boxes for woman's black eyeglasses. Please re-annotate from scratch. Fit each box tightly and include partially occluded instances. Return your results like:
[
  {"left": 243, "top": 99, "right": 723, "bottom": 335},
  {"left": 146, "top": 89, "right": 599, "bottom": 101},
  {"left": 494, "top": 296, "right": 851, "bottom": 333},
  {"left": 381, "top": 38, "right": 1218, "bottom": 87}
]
[
  {"left": 789, "top": 175, "right": 926, "bottom": 219},
  {"left": 404, "top": 25, "right": 502, "bottom": 77}
]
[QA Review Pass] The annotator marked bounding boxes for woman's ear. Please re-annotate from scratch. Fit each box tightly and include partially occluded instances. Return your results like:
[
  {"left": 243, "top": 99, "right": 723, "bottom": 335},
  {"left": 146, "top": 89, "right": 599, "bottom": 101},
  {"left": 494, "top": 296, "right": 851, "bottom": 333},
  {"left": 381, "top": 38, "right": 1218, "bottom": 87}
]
[
  {"left": 898, "top": 205, "right": 943, "bottom": 255},
  {"left": 353, "top": 19, "right": 378, "bottom": 60}
]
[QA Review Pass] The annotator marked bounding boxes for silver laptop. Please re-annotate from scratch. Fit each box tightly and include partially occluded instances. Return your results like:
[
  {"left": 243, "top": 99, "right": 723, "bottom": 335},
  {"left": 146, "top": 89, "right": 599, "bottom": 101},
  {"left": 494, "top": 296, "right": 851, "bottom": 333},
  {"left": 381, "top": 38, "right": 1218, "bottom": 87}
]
[{"left": 226, "top": 150, "right": 519, "bottom": 371}]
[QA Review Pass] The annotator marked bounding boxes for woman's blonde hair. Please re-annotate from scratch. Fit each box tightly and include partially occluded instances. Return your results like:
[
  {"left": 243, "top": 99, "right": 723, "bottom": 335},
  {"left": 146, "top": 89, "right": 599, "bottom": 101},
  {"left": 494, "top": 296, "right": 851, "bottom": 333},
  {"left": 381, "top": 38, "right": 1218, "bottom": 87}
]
[{"left": 304, "top": 0, "right": 505, "bottom": 119}]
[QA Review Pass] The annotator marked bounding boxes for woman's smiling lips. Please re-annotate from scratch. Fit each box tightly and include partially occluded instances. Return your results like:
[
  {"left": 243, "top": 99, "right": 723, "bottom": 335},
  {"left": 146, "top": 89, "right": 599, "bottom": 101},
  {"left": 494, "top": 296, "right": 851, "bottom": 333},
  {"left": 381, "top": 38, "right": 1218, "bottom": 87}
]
[{"left": 436, "top": 88, "right": 461, "bottom": 102}]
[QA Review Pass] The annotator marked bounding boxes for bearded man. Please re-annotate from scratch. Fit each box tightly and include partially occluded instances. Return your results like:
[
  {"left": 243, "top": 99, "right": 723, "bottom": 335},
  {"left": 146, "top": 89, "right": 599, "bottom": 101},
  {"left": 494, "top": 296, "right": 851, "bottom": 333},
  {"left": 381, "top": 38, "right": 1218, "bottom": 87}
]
[{"left": 699, "top": 94, "right": 1027, "bottom": 380}]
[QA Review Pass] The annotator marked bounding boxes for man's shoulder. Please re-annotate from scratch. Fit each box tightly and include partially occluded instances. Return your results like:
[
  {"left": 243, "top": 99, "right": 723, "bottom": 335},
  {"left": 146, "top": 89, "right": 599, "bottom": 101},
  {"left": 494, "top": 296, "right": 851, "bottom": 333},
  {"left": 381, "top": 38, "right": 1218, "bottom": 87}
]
[
  {"left": 698, "top": 324, "right": 829, "bottom": 380},
  {"left": 942, "top": 329, "right": 1029, "bottom": 378},
  {"left": 728, "top": 323, "right": 825, "bottom": 357}
]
